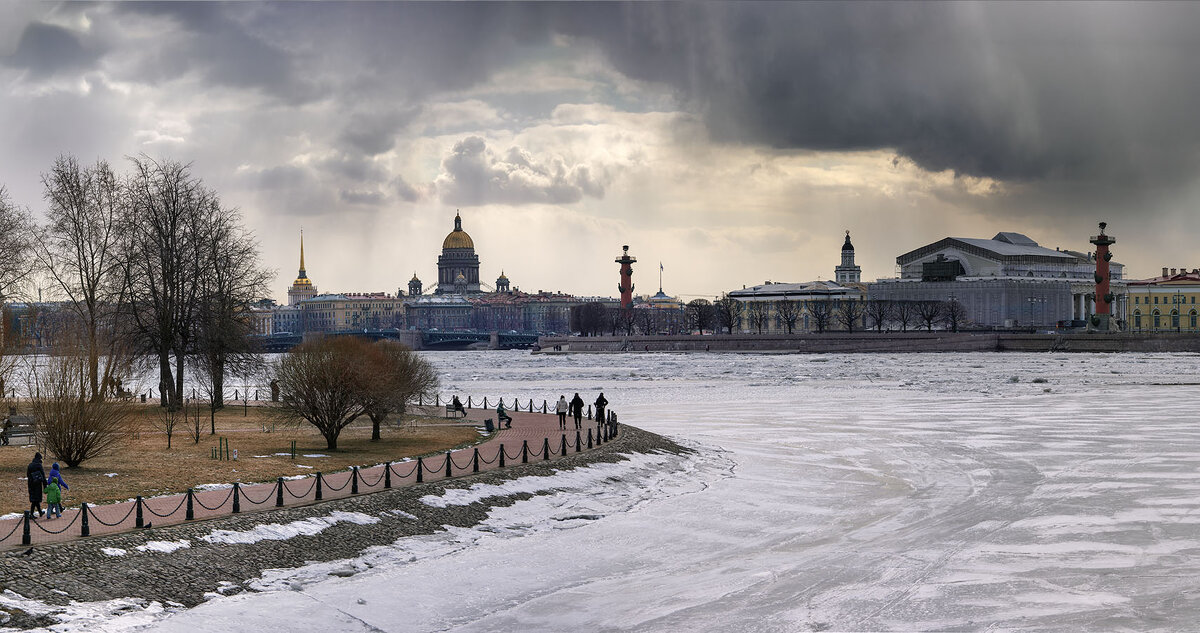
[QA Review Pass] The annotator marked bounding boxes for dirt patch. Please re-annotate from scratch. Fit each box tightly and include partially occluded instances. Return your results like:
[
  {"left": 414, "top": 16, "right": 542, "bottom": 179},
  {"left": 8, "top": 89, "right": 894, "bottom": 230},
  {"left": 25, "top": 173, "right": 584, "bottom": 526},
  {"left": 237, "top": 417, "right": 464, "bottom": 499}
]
[{"left": 0, "top": 404, "right": 482, "bottom": 514}]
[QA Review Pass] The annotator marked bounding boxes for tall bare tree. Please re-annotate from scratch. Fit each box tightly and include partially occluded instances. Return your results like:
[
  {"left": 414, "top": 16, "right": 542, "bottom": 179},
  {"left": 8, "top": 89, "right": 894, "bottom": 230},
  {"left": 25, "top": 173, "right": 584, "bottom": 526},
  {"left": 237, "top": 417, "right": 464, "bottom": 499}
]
[
  {"left": 917, "top": 300, "right": 945, "bottom": 331},
  {"left": 715, "top": 294, "right": 743, "bottom": 334},
  {"left": 685, "top": 298, "right": 714, "bottom": 334},
  {"left": 745, "top": 301, "right": 768, "bottom": 334},
  {"left": 893, "top": 300, "right": 917, "bottom": 332},
  {"left": 275, "top": 336, "right": 372, "bottom": 450},
  {"left": 775, "top": 300, "right": 801, "bottom": 334},
  {"left": 35, "top": 156, "right": 131, "bottom": 401},
  {"left": 864, "top": 299, "right": 893, "bottom": 332},
  {"left": 636, "top": 308, "right": 658, "bottom": 335},
  {"left": 807, "top": 300, "right": 833, "bottom": 333},
  {"left": 0, "top": 187, "right": 34, "bottom": 397},
  {"left": 944, "top": 299, "right": 968, "bottom": 332},
  {"left": 121, "top": 157, "right": 221, "bottom": 411},
  {"left": 360, "top": 340, "right": 439, "bottom": 441},
  {"left": 836, "top": 298, "right": 864, "bottom": 333}
]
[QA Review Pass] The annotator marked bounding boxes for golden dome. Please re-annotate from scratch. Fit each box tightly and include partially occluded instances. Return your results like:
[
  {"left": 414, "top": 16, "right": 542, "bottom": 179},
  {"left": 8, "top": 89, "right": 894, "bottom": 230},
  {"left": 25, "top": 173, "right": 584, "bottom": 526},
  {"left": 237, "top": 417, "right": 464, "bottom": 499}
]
[
  {"left": 292, "top": 277, "right": 312, "bottom": 288},
  {"left": 442, "top": 211, "right": 475, "bottom": 250}
]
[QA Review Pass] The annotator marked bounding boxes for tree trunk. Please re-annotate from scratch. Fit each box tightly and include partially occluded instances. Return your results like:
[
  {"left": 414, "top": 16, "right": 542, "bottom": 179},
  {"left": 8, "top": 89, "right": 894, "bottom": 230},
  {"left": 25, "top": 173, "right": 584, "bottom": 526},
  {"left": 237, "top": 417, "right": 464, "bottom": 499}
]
[{"left": 370, "top": 413, "right": 382, "bottom": 441}]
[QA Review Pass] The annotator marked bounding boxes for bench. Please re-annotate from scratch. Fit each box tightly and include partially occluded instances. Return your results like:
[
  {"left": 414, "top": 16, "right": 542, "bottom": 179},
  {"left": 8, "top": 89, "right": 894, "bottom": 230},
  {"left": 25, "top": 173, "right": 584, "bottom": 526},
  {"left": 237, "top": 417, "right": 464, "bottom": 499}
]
[{"left": 445, "top": 404, "right": 466, "bottom": 418}]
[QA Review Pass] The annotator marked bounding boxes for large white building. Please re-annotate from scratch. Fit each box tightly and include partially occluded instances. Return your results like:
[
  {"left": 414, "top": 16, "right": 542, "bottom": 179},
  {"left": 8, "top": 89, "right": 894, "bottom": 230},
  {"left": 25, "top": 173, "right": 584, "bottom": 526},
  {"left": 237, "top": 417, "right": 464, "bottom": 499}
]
[{"left": 870, "top": 231, "right": 1127, "bottom": 328}]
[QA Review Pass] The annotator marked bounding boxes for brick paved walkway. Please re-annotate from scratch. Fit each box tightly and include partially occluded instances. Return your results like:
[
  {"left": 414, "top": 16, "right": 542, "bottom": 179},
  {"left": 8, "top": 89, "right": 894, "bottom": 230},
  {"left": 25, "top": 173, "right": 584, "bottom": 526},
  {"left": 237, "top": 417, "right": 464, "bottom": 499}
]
[{"left": 0, "top": 401, "right": 617, "bottom": 551}]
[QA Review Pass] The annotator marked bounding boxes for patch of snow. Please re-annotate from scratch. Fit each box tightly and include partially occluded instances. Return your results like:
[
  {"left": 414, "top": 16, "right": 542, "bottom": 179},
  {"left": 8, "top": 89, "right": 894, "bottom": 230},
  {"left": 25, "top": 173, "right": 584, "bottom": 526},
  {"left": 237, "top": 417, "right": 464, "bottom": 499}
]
[
  {"left": 302, "top": 454, "right": 328, "bottom": 458},
  {"left": 101, "top": 547, "right": 127, "bottom": 557},
  {"left": 103, "top": 473, "right": 119, "bottom": 478},
  {"left": 295, "top": 464, "right": 313, "bottom": 469},
  {"left": 193, "top": 483, "right": 232, "bottom": 491},
  {"left": 135, "top": 540, "right": 190, "bottom": 554},
  {"left": 200, "top": 511, "right": 379, "bottom": 545}
]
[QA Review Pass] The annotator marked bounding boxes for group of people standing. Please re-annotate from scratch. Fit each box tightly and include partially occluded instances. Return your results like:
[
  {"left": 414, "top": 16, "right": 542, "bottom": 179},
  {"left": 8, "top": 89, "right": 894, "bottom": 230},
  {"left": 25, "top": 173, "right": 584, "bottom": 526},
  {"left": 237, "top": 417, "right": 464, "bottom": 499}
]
[
  {"left": 26, "top": 452, "right": 68, "bottom": 519},
  {"left": 555, "top": 392, "right": 608, "bottom": 430}
]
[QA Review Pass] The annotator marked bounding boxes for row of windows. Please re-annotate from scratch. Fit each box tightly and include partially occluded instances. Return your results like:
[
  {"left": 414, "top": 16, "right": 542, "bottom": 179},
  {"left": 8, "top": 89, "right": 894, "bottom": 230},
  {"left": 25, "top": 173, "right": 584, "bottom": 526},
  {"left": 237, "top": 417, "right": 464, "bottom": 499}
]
[
  {"left": 1132, "top": 309, "right": 1199, "bottom": 329},
  {"left": 1133, "top": 295, "right": 1197, "bottom": 305}
]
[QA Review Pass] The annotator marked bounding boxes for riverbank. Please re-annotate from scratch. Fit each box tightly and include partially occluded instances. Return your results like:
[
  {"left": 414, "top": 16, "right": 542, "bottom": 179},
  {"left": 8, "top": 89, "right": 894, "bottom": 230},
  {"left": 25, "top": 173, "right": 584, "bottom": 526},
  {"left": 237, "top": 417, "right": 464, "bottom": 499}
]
[
  {"left": 538, "top": 331, "right": 1200, "bottom": 354},
  {"left": 0, "top": 425, "right": 685, "bottom": 630}
]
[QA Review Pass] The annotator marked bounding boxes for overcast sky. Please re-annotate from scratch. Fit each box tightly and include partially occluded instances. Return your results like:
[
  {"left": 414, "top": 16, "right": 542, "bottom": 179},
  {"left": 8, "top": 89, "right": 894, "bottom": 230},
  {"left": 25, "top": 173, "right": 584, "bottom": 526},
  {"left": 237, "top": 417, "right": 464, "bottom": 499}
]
[{"left": 3, "top": 2, "right": 1200, "bottom": 302}]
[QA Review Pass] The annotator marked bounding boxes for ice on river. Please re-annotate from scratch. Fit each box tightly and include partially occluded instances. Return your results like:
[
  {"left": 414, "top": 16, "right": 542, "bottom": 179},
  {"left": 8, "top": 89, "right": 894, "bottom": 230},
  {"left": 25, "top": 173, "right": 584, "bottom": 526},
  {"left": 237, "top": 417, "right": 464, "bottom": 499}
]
[{"left": 26, "top": 351, "right": 1200, "bottom": 631}]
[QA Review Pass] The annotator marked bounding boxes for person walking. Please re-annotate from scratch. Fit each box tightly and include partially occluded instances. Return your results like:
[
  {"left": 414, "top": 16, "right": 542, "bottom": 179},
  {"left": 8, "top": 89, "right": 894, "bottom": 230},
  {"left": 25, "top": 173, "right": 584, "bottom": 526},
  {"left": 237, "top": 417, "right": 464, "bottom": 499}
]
[
  {"left": 47, "top": 462, "right": 68, "bottom": 516},
  {"left": 26, "top": 452, "right": 46, "bottom": 518},
  {"left": 44, "top": 479, "right": 62, "bottom": 519},
  {"left": 594, "top": 392, "right": 608, "bottom": 427},
  {"left": 570, "top": 393, "right": 584, "bottom": 429},
  {"left": 555, "top": 395, "right": 569, "bottom": 429}
]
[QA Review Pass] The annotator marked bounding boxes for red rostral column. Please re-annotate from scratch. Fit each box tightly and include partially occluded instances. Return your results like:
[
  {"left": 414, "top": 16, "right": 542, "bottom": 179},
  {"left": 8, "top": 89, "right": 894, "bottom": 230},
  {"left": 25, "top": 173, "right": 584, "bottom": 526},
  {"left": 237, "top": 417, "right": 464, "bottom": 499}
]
[
  {"left": 616, "top": 245, "right": 636, "bottom": 312},
  {"left": 1090, "top": 221, "right": 1116, "bottom": 331}
]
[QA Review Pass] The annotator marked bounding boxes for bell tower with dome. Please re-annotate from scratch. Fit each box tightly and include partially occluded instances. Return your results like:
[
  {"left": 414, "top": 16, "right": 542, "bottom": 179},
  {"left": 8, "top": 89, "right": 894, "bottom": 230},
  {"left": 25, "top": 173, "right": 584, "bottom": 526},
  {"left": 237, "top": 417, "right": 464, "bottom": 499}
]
[
  {"left": 288, "top": 230, "right": 318, "bottom": 305},
  {"left": 436, "top": 211, "right": 481, "bottom": 294},
  {"left": 834, "top": 230, "right": 861, "bottom": 284}
]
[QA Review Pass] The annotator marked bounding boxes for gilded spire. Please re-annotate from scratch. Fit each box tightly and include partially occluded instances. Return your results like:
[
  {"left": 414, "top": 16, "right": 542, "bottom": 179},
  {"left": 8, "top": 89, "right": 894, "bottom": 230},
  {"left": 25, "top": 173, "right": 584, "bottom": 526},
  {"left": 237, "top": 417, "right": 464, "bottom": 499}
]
[{"left": 299, "top": 230, "right": 307, "bottom": 278}]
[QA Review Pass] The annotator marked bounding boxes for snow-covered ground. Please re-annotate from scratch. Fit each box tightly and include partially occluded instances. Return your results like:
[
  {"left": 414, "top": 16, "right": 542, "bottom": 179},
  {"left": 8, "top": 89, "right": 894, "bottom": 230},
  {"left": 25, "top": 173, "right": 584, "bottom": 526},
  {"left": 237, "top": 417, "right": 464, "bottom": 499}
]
[{"left": 14, "top": 351, "right": 1200, "bottom": 631}]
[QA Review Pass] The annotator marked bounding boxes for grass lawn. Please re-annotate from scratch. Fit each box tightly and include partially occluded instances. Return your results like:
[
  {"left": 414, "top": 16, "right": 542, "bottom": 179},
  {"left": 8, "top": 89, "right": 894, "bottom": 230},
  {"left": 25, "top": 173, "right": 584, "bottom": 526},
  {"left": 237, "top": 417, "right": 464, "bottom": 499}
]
[{"left": 0, "top": 403, "right": 483, "bottom": 515}]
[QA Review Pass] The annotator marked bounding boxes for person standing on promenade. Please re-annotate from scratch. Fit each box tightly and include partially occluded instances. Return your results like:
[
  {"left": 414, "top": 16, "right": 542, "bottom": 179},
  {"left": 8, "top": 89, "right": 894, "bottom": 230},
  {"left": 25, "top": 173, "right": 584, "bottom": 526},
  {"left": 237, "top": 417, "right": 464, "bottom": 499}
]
[
  {"left": 556, "top": 395, "right": 569, "bottom": 429},
  {"left": 594, "top": 392, "right": 608, "bottom": 427},
  {"left": 26, "top": 452, "right": 45, "bottom": 518},
  {"left": 570, "top": 393, "right": 584, "bottom": 429}
]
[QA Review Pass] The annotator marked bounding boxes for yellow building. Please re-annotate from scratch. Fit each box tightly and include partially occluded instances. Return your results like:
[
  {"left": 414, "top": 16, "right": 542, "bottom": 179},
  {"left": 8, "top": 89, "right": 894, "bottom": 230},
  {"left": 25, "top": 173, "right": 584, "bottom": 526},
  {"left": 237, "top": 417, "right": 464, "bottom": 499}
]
[
  {"left": 300, "top": 293, "right": 406, "bottom": 332},
  {"left": 1127, "top": 268, "right": 1200, "bottom": 332},
  {"left": 288, "top": 232, "right": 318, "bottom": 306}
]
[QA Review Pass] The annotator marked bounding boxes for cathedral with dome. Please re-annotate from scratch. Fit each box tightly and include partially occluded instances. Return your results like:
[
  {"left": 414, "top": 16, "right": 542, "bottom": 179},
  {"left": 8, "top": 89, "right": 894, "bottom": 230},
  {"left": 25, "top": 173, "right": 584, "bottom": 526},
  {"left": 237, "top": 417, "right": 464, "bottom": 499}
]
[{"left": 435, "top": 212, "right": 481, "bottom": 294}]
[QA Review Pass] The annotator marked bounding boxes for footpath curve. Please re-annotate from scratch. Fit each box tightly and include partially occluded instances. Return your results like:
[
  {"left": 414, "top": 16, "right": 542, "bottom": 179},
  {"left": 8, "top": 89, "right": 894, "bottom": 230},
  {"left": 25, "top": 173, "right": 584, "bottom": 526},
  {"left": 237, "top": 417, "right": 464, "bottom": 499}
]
[{"left": 0, "top": 401, "right": 619, "bottom": 551}]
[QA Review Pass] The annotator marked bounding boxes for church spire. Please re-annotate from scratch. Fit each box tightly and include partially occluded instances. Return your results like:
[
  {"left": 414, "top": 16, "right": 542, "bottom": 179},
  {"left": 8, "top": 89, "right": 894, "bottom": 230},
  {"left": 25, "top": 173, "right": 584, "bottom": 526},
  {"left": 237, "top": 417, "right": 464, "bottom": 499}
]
[{"left": 298, "top": 230, "right": 307, "bottom": 279}]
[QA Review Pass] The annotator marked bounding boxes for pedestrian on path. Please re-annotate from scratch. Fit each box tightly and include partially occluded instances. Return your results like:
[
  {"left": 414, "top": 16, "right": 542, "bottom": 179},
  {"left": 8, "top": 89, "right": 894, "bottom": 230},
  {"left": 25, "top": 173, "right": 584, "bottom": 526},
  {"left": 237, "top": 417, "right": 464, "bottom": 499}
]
[
  {"left": 26, "top": 452, "right": 45, "bottom": 518},
  {"left": 556, "top": 395, "right": 568, "bottom": 429},
  {"left": 44, "top": 480, "right": 63, "bottom": 519},
  {"left": 48, "top": 462, "right": 69, "bottom": 493},
  {"left": 594, "top": 392, "right": 608, "bottom": 427},
  {"left": 570, "top": 392, "right": 584, "bottom": 429}
]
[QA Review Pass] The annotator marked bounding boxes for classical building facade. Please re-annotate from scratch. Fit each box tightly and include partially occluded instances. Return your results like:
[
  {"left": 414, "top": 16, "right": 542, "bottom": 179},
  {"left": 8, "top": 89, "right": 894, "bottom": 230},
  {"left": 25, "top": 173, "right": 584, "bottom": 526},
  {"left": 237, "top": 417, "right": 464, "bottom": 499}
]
[
  {"left": 435, "top": 212, "right": 481, "bottom": 294},
  {"left": 834, "top": 231, "right": 861, "bottom": 284},
  {"left": 299, "top": 293, "right": 406, "bottom": 333},
  {"left": 869, "top": 231, "right": 1127, "bottom": 328},
  {"left": 729, "top": 281, "right": 865, "bottom": 333},
  {"left": 1127, "top": 268, "right": 1200, "bottom": 332}
]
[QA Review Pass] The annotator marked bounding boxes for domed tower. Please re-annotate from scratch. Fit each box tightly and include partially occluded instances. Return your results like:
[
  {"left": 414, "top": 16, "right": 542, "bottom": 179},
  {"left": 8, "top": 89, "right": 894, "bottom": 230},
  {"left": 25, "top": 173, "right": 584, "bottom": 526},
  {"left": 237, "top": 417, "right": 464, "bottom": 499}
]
[
  {"left": 496, "top": 271, "right": 510, "bottom": 293},
  {"left": 436, "top": 211, "right": 481, "bottom": 294},
  {"left": 288, "top": 230, "right": 318, "bottom": 305},
  {"left": 408, "top": 272, "right": 422, "bottom": 297},
  {"left": 834, "top": 230, "right": 861, "bottom": 284}
]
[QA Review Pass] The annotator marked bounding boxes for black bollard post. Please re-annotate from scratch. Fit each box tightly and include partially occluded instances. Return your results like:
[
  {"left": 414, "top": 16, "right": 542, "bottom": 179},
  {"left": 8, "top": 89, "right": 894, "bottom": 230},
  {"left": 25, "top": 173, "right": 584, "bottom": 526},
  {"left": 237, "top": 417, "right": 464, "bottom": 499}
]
[
  {"left": 587, "top": 405, "right": 593, "bottom": 420},
  {"left": 186, "top": 489, "right": 195, "bottom": 520},
  {"left": 316, "top": 472, "right": 323, "bottom": 501},
  {"left": 352, "top": 467, "right": 359, "bottom": 494},
  {"left": 468, "top": 395, "right": 473, "bottom": 408},
  {"left": 135, "top": 496, "right": 144, "bottom": 528},
  {"left": 543, "top": 437, "right": 551, "bottom": 461},
  {"left": 419, "top": 395, "right": 423, "bottom": 406},
  {"left": 529, "top": 399, "right": 534, "bottom": 411},
  {"left": 417, "top": 457, "right": 424, "bottom": 483},
  {"left": 445, "top": 451, "right": 452, "bottom": 478},
  {"left": 588, "top": 428, "right": 593, "bottom": 449},
  {"left": 483, "top": 397, "right": 488, "bottom": 409},
  {"left": 561, "top": 434, "right": 567, "bottom": 456},
  {"left": 473, "top": 448, "right": 480, "bottom": 473},
  {"left": 276, "top": 478, "right": 284, "bottom": 507},
  {"left": 576, "top": 430, "right": 582, "bottom": 452},
  {"left": 522, "top": 440, "right": 529, "bottom": 463},
  {"left": 22, "top": 512, "right": 30, "bottom": 546},
  {"left": 435, "top": 394, "right": 439, "bottom": 406},
  {"left": 384, "top": 462, "right": 392, "bottom": 489},
  {"left": 233, "top": 483, "right": 241, "bottom": 514},
  {"left": 81, "top": 503, "right": 90, "bottom": 537},
  {"left": 499, "top": 444, "right": 505, "bottom": 468}
]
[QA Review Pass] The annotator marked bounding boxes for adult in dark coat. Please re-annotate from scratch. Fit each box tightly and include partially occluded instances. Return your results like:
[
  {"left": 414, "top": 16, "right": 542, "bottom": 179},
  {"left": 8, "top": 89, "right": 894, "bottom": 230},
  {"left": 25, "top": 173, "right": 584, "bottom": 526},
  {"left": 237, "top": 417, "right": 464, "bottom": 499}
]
[
  {"left": 26, "top": 452, "right": 46, "bottom": 517},
  {"left": 570, "top": 393, "right": 585, "bottom": 429},
  {"left": 594, "top": 393, "right": 608, "bottom": 425}
]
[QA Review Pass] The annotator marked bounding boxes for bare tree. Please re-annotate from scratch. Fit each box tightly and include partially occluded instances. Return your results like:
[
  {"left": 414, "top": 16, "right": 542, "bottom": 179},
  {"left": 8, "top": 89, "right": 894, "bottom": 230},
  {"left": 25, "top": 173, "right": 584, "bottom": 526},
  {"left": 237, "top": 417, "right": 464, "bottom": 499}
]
[
  {"left": 917, "top": 300, "right": 945, "bottom": 331},
  {"left": 27, "top": 336, "right": 131, "bottom": 466},
  {"left": 0, "top": 186, "right": 35, "bottom": 304},
  {"left": 775, "top": 300, "right": 801, "bottom": 334},
  {"left": 636, "top": 308, "right": 658, "bottom": 335},
  {"left": 570, "top": 302, "right": 607, "bottom": 336},
  {"left": 184, "top": 398, "right": 205, "bottom": 444},
  {"left": 275, "top": 336, "right": 372, "bottom": 450},
  {"left": 807, "top": 300, "right": 833, "bottom": 333},
  {"left": 714, "top": 294, "right": 743, "bottom": 334},
  {"left": 122, "top": 157, "right": 222, "bottom": 411},
  {"left": 685, "top": 299, "right": 714, "bottom": 333},
  {"left": 893, "top": 300, "right": 917, "bottom": 332},
  {"left": 745, "top": 301, "right": 768, "bottom": 334},
  {"left": 35, "top": 156, "right": 131, "bottom": 402},
  {"left": 944, "top": 299, "right": 968, "bottom": 332},
  {"left": 361, "top": 340, "right": 439, "bottom": 441},
  {"left": 836, "top": 298, "right": 865, "bottom": 333},
  {"left": 864, "top": 299, "right": 893, "bottom": 332}
]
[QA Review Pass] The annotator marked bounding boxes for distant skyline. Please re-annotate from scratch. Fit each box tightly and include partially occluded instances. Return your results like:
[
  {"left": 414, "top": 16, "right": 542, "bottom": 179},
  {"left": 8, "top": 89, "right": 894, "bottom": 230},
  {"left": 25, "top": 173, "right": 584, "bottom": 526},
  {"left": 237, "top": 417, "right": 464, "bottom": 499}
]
[{"left": 4, "top": 2, "right": 1200, "bottom": 302}]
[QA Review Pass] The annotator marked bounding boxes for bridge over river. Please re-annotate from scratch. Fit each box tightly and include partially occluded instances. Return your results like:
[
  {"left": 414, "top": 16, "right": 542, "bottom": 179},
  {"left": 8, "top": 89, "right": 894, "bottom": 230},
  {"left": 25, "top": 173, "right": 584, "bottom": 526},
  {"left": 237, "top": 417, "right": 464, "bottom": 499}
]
[{"left": 252, "top": 329, "right": 539, "bottom": 352}]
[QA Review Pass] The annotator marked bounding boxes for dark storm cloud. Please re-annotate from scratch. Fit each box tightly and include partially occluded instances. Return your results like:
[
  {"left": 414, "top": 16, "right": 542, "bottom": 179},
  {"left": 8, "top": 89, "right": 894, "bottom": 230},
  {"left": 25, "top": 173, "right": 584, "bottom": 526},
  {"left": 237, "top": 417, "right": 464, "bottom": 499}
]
[
  {"left": 5, "top": 22, "right": 99, "bottom": 78},
  {"left": 548, "top": 2, "right": 1200, "bottom": 187},
  {"left": 435, "top": 136, "right": 607, "bottom": 207}
]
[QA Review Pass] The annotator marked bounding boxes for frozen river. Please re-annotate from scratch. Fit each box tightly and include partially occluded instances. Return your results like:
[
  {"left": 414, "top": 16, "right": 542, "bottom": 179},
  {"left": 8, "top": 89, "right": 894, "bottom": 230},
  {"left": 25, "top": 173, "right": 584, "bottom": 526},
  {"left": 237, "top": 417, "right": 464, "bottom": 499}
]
[{"left": 30, "top": 352, "right": 1200, "bottom": 631}]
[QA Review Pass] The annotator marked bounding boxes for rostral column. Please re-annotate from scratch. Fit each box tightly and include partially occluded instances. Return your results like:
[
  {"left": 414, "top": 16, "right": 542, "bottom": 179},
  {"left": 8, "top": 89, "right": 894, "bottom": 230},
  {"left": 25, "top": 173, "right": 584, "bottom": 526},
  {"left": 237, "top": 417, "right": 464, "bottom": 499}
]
[
  {"left": 1089, "top": 221, "right": 1116, "bottom": 331},
  {"left": 616, "top": 245, "right": 636, "bottom": 312}
]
